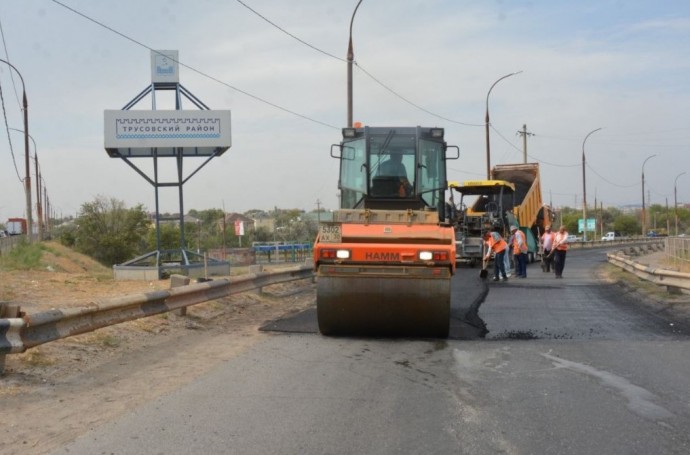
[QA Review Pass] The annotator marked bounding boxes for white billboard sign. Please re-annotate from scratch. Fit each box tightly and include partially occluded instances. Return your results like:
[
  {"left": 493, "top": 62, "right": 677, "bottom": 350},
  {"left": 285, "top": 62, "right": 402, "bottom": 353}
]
[{"left": 104, "top": 110, "right": 232, "bottom": 157}]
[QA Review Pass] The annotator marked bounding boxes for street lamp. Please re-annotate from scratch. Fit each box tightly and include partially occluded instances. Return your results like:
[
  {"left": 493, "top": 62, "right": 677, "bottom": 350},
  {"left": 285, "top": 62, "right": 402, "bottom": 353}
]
[
  {"left": 641, "top": 154, "right": 657, "bottom": 236},
  {"left": 346, "top": 0, "right": 364, "bottom": 128},
  {"left": 0, "top": 58, "right": 32, "bottom": 242},
  {"left": 675, "top": 171, "right": 686, "bottom": 236},
  {"left": 9, "top": 128, "right": 42, "bottom": 240},
  {"left": 581, "top": 127, "right": 602, "bottom": 242},
  {"left": 485, "top": 71, "right": 522, "bottom": 179}
]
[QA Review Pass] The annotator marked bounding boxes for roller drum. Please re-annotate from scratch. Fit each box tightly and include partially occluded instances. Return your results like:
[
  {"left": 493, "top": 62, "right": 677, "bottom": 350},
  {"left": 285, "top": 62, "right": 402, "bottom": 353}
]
[{"left": 317, "top": 274, "right": 450, "bottom": 338}]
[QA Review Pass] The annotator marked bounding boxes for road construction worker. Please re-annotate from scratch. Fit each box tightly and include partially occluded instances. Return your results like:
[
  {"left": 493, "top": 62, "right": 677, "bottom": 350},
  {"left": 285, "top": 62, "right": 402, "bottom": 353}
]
[
  {"left": 511, "top": 225, "right": 528, "bottom": 278},
  {"left": 552, "top": 225, "right": 569, "bottom": 278},
  {"left": 483, "top": 230, "right": 509, "bottom": 282},
  {"left": 540, "top": 225, "right": 556, "bottom": 272}
]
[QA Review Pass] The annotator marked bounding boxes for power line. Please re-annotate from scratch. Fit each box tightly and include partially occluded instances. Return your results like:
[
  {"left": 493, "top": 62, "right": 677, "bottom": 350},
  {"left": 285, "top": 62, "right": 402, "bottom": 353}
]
[
  {"left": 0, "top": 82, "right": 23, "bottom": 183},
  {"left": 235, "top": 0, "right": 344, "bottom": 62},
  {"left": 0, "top": 17, "right": 21, "bottom": 109},
  {"left": 49, "top": 0, "right": 339, "bottom": 130},
  {"left": 234, "top": 0, "right": 483, "bottom": 127},
  {"left": 355, "top": 64, "right": 483, "bottom": 127},
  {"left": 0, "top": 15, "right": 24, "bottom": 184},
  {"left": 586, "top": 162, "right": 638, "bottom": 189},
  {"left": 490, "top": 124, "right": 580, "bottom": 168}
]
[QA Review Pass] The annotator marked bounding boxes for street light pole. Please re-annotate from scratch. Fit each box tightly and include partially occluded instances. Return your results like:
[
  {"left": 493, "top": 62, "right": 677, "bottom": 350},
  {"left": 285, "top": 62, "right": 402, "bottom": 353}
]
[
  {"left": 9, "top": 128, "right": 42, "bottom": 240},
  {"left": 581, "top": 127, "right": 602, "bottom": 242},
  {"left": 0, "top": 58, "right": 32, "bottom": 242},
  {"left": 485, "top": 71, "right": 522, "bottom": 179},
  {"left": 675, "top": 171, "right": 686, "bottom": 236},
  {"left": 347, "top": 0, "right": 364, "bottom": 128},
  {"left": 641, "top": 154, "right": 657, "bottom": 236}
]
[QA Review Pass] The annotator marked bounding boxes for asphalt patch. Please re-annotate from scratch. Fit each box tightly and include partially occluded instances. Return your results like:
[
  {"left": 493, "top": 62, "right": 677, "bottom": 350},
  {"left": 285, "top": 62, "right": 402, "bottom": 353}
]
[
  {"left": 259, "top": 281, "right": 490, "bottom": 341},
  {"left": 259, "top": 307, "right": 318, "bottom": 334}
]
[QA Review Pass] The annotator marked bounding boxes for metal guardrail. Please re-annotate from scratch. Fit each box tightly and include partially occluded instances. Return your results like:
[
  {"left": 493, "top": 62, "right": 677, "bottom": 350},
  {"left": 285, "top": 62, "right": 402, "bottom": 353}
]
[
  {"left": 607, "top": 241, "right": 690, "bottom": 294},
  {"left": 0, "top": 264, "right": 314, "bottom": 374},
  {"left": 567, "top": 236, "right": 660, "bottom": 250}
]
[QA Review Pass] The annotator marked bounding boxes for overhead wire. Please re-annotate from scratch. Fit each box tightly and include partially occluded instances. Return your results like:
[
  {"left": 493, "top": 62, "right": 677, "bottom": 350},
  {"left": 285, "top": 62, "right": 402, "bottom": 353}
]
[
  {"left": 0, "top": 77, "right": 23, "bottom": 183},
  {"left": 0, "top": 17, "right": 21, "bottom": 108},
  {"left": 234, "top": 0, "right": 344, "bottom": 62},
  {"left": 49, "top": 0, "right": 339, "bottom": 130},
  {"left": 586, "top": 162, "right": 638, "bottom": 189},
  {"left": 490, "top": 124, "right": 580, "bottom": 168},
  {"left": 0, "top": 15, "right": 23, "bottom": 184},
  {"left": 234, "top": 0, "right": 483, "bottom": 127}
]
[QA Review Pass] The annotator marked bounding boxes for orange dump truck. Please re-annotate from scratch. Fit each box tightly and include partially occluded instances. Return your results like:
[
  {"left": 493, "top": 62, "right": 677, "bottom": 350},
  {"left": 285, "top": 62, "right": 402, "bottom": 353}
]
[{"left": 313, "top": 126, "right": 459, "bottom": 337}]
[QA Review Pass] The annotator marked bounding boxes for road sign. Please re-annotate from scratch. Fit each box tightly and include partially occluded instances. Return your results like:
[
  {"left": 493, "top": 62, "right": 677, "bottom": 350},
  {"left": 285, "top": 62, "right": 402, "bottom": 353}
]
[{"left": 578, "top": 218, "right": 596, "bottom": 233}]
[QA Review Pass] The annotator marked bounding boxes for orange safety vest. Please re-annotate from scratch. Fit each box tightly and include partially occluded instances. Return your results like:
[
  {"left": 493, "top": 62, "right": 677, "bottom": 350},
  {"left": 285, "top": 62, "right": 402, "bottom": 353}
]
[
  {"left": 555, "top": 232, "right": 569, "bottom": 251},
  {"left": 512, "top": 229, "right": 528, "bottom": 254},
  {"left": 487, "top": 233, "right": 507, "bottom": 253}
]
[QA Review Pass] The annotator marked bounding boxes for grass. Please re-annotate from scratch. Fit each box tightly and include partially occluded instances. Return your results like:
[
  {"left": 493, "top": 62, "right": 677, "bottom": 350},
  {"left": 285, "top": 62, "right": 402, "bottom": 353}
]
[
  {"left": 20, "top": 348, "right": 55, "bottom": 367},
  {"left": 0, "top": 240, "right": 113, "bottom": 275},
  {"left": 603, "top": 262, "right": 689, "bottom": 302},
  {"left": 0, "top": 241, "right": 46, "bottom": 270},
  {"left": 86, "top": 331, "right": 121, "bottom": 348}
]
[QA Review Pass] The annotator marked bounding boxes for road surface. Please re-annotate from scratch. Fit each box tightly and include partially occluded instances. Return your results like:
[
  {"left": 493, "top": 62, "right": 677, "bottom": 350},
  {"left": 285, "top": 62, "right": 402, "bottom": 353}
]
[{"left": 48, "top": 248, "right": 690, "bottom": 454}]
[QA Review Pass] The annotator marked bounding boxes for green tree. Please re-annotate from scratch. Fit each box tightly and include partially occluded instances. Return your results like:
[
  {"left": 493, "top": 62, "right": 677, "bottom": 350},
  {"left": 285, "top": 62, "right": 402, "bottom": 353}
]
[
  {"left": 74, "top": 196, "right": 150, "bottom": 265},
  {"left": 600, "top": 207, "right": 622, "bottom": 233},
  {"left": 253, "top": 226, "right": 273, "bottom": 243},
  {"left": 613, "top": 214, "right": 640, "bottom": 236},
  {"left": 559, "top": 212, "right": 580, "bottom": 235},
  {"left": 146, "top": 222, "right": 181, "bottom": 251}
]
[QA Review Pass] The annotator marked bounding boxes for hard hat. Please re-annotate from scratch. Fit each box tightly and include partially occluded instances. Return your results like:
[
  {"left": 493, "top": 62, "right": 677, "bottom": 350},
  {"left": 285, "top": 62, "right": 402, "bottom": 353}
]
[{"left": 510, "top": 225, "right": 518, "bottom": 231}]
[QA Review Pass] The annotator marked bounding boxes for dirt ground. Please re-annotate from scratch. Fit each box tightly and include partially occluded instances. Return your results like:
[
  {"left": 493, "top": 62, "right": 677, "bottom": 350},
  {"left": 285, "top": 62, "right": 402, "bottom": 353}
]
[{"left": 0, "top": 242, "right": 315, "bottom": 455}]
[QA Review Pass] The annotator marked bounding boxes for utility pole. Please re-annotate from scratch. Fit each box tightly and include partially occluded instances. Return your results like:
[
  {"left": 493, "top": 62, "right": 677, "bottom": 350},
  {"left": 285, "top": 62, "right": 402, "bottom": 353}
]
[
  {"left": 594, "top": 192, "right": 598, "bottom": 239},
  {"left": 316, "top": 199, "right": 322, "bottom": 223},
  {"left": 222, "top": 201, "right": 227, "bottom": 260},
  {"left": 517, "top": 124, "right": 534, "bottom": 164}
]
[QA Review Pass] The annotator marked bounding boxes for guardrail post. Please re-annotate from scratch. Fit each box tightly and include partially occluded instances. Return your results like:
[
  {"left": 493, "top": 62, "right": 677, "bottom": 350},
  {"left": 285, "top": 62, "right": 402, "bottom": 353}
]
[
  {"left": 667, "top": 285, "right": 682, "bottom": 295},
  {"left": 0, "top": 302, "right": 20, "bottom": 318},
  {"left": 170, "top": 275, "right": 191, "bottom": 316},
  {"left": 1, "top": 303, "right": 21, "bottom": 374}
]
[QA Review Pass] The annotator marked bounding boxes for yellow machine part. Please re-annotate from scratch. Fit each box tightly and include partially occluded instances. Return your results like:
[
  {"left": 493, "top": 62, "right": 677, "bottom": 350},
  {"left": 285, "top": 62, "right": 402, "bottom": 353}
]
[{"left": 316, "top": 270, "right": 451, "bottom": 338}]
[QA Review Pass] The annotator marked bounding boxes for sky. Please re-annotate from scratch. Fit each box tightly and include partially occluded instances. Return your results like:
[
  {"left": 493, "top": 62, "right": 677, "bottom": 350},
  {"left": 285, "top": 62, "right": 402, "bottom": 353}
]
[{"left": 1, "top": 0, "right": 690, "bottom": 222}]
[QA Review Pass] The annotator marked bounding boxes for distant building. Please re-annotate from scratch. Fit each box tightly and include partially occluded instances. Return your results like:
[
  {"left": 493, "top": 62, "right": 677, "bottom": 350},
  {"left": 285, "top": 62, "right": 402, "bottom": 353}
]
[{"left": 222, "top": 212, "right": 256, "bottom": 232}]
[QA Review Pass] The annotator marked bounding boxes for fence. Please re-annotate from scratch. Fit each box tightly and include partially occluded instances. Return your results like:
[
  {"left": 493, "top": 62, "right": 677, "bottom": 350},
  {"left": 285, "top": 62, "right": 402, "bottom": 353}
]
[
  {"left": 665, "top": 237, "right": 690, "bottom": 272},
  {"left": 253, "top": 243, "right": 313, "bottom": 264}
]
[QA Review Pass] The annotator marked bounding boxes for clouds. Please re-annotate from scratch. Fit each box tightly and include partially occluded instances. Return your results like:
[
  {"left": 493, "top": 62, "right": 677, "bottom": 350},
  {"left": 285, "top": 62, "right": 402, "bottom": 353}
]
[{"left": 0, "top": 0, "right": 689, "bottom": 223}]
